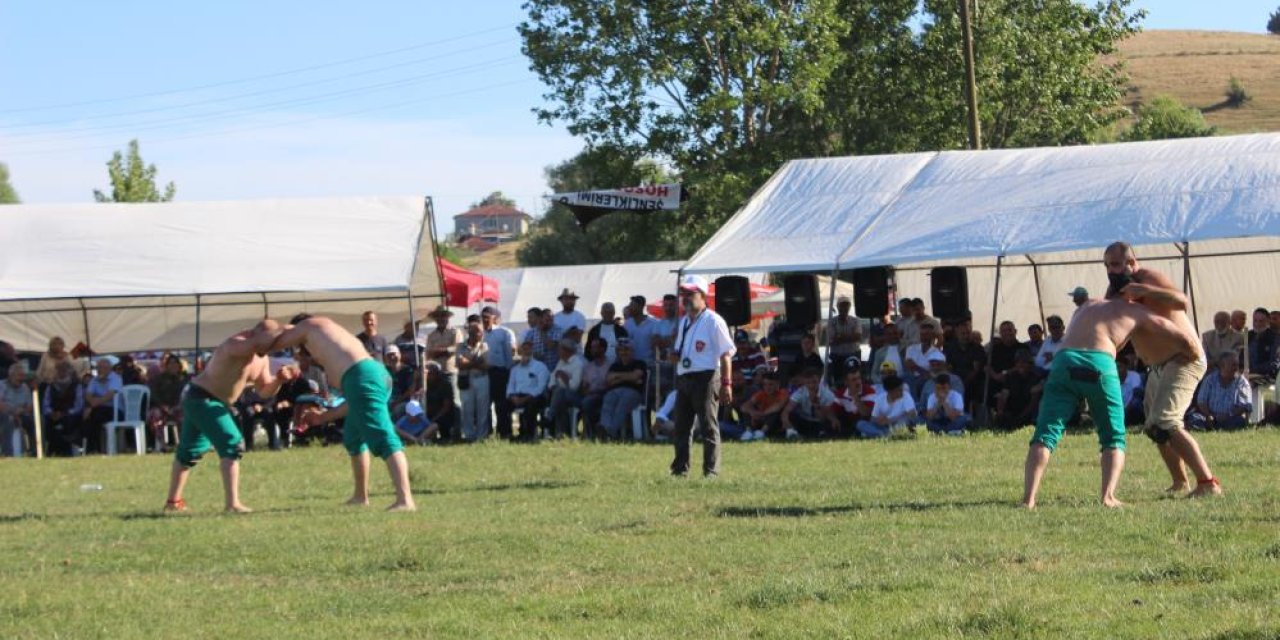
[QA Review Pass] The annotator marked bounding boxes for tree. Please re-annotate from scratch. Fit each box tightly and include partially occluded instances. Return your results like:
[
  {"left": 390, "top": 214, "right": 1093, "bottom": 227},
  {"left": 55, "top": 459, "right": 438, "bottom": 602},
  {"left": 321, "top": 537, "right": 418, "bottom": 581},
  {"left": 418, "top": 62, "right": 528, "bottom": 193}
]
[
  {"left": 472, "top": 191, "right": 516, "bottom": 208},
  {"left": 93, "top": 139, "right": 176, "bottom": 203},
  {"left": 0, "top": 163, "right": 19, "bottom": 204},
  {"left": 520, "top": 0, "right": 1145, "bottom": 258},
  {"left": 518, "top": 144, "right": 678, "bottom": 266},
  {"left": 1268, "top": 6, "right": 1280, "bottom": 35},
  {"left": 1121, "top": 95, "right": 1214, "bottom": 142}
]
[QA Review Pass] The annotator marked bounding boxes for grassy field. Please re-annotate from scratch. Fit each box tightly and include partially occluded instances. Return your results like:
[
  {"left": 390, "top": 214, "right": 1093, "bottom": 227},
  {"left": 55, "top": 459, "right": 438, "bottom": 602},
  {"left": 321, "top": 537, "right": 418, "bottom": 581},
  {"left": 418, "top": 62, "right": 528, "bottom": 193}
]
[
  {"left": 1119, "top": 30, "right": 1280, "bottom": 134},
  {"left": 2, "top": 428, "right": 1278, "bottom": 639}
]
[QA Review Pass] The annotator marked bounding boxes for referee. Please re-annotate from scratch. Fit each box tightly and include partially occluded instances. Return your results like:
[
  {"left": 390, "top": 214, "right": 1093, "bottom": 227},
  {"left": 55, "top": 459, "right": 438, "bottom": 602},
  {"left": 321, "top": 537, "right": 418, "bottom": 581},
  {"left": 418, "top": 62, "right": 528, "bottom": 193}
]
[{"left": 669, "top": 275, "right": 736, "bottom": 478}]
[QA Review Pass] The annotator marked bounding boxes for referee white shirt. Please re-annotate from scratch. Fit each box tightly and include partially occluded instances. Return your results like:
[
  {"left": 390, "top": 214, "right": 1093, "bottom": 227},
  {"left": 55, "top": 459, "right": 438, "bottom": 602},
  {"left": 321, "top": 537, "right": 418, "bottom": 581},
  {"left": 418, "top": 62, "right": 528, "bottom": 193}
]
[{"left": 675, "top": 307, "right": 736, "bottom": 375}]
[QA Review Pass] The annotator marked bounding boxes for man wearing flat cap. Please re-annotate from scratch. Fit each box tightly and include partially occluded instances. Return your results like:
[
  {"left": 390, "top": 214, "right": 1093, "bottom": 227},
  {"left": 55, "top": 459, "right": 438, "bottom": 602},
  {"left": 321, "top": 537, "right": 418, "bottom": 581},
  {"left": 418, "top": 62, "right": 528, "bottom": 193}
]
[
  {"left": 424, "top": 305, "right": 463, "bottom": 438},
  {"left": 553, "top": 288, "right": 587, "bottom": 336}
]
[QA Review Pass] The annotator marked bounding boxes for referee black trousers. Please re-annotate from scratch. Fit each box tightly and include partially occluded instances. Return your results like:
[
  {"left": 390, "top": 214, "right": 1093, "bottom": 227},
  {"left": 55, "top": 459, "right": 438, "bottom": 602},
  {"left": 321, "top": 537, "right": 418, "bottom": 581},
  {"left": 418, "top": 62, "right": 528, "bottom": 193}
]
[{"left": 671, "top": 370, "right": 721, "bottom": 476}]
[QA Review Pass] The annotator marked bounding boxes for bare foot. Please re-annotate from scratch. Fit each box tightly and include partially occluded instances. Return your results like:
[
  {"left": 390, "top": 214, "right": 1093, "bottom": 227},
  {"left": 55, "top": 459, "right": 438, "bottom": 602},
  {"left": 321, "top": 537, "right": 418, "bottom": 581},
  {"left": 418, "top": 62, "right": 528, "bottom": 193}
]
[
  {"left": 163, "top": 499, "right": 188, "bottom": 513},
  {"left": 1020, "top": 501, "right": 1036, "bottom": 510},
  {"left": 1189, "top": 480, "right": 1223, "bottom": 498},
  {"left": 225, "top": 504, "right": 253, "bottom": 514},
  {"left": 1102, "top": 497, "right": 1125, "bottom": 508},
  {"left": 385, "top": 501, "right": 417, "bottom": 513},
  {"left": 1164, "top": 482, "right": 1190, "bottom": 494},
  {"left": 345, "top": 496, "right": 371, "bottom": 507}
]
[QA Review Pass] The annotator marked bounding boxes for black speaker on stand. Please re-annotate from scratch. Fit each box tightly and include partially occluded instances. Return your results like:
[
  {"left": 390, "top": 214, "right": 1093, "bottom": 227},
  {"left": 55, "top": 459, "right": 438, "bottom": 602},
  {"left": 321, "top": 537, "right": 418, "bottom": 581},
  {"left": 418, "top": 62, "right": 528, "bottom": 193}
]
[
  {"left": 714, "top": 276, "right": 752, "bottom": 327},
  {"left": 930, "top": 266, "right": 970, "bottom": 321},
  {"left": 850, "top": 267, "right": 891, "bottom": 319},
  {"left": 782, "top": 274, "right": 820, "bottom": 328}
]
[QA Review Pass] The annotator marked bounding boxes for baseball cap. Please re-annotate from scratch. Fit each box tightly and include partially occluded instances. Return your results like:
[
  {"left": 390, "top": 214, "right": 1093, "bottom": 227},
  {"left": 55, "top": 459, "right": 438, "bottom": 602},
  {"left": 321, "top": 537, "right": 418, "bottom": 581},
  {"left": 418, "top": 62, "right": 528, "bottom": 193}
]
[
  {"left": 837, "top": 295, "right": 851, "bottom": 304},
  {"left": 734, "top": 329, "right": 749, "bottom": 342},
  {"left": 1069, "top": 286, "right": 1088, "bottom": 298},
  {"left": 926, "top": 351, "right": 947, "bottom": 363},
  {"left": 405, "top": 400, "right": 424, "bottom": 417},
  {"left": 481, "top": 305, "right": 500, "bottom": 317},
  {"left": 679, "top": 274, "right": 709, "bottom": 295},
  {"left": 879, "top": 360, "right": 897, "bottom": 374},
  {"left": 844, "top": 356, "right": 862, "bottom": 371}
]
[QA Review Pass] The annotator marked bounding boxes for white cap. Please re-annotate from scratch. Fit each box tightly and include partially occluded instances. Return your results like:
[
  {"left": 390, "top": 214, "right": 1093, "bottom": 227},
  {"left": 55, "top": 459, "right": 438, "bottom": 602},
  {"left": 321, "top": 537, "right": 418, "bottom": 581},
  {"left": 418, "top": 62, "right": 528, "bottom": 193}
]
[
  {"left": 405, "top": 400, "right": 424, "bottom": 417},
  {"left": 926, "top": 351, "right": 947, "bottom": 364},
  {"left": 679, "top": 274, "right": 709, "bottom": 295}
]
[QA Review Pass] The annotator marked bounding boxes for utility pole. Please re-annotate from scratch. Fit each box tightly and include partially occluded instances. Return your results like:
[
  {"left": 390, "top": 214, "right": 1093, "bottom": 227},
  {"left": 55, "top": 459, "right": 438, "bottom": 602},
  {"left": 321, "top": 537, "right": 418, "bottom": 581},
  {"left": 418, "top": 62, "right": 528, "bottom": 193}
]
[{"left": 958, "top": 0, "right": 982, "bottom": 150}]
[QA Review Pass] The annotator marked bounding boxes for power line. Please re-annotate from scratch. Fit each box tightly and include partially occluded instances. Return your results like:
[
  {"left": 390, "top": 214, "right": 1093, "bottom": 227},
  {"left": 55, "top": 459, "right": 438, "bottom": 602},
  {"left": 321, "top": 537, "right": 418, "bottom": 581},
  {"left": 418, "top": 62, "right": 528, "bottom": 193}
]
[{"left": 0, "top": 23, "right": 518, "bottom": 115}]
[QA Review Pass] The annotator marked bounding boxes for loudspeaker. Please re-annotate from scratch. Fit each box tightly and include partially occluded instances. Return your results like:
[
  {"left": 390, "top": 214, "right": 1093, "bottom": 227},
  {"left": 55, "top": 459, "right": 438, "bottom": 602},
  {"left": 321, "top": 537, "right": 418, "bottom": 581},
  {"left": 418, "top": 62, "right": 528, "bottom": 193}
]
[
  {"left": 714, "top": 276, "right": 752, "bottom": 326},
  {"left": 851, "top": 267, "right": 891, "bottom": 319},
  {"left": 930, "top": 266, "right": 970, "bottom": 321},
  {"left": 783, "top": 274, "right": 820, "bottom": 327}
]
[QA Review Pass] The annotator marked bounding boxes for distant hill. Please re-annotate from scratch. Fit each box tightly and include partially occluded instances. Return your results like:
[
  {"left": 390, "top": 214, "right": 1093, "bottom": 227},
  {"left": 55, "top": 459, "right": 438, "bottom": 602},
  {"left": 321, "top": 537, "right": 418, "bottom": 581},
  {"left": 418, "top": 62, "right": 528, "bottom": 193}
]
[
  {"left": 459, "top": 238, "right": 524, "bottom": 271},
  {"left": 1118, "top": 30, "right": 1280, "bottom": 134}
]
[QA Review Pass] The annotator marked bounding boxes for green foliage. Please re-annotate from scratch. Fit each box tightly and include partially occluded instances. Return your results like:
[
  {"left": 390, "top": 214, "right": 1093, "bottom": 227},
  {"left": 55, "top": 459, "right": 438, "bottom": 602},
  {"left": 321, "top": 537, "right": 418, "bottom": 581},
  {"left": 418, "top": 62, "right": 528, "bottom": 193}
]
[
  {"left": 518, "top": 144, "right": 679, "bottom": 266},
  {"left": 1226, "top": 76, "right": 1252, "bottom": 108},
  {"left": 1, "top": 430, "right": 1279, "bottom": 637},
  {"left": 520, "top": 0, "right": 1145, "bottom": 262},
  {"left": 1268, "top": 7, "right": 1280, "bottom": 35},
  {"left": 0, "top": 162, "right": 19, "bottom": 204},
  {"left": 1122, "top": 95, "right": 1215, "bottom": 141},
  {"left": 92, "top": 139, "right": 176, "bottom": 203},
  {"left": 471, "top": 190, "right": 516, "bottom": 208},
  {"left": 437, "top": 242, "right": 471, "bottom": 266}
]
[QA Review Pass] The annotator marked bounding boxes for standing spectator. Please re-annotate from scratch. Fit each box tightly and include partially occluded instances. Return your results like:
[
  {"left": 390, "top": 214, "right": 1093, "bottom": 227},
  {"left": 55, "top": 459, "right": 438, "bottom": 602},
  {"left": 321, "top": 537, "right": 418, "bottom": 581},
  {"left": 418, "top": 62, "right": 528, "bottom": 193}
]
[
  {"left": 599, "top": 339, "right": 647, "bottom": 440},
  {"left": 41, "top": 360, "right": 84, "bottom": 456},
  {"left": 35, "top": 336, "right": 73, "bottom": 386},
  {"left": 579, "top": 338, "right": 611, "bottom": 439},
  {"left": 394, "top": 320, "right": 424, "bottom": 364},
  {"left": 587, "top": 302, "right": 629, "bottom": 362},
  {"left": 506, "top": 341, "right": 550, "bottom": 442},
  {"left": 825, "top": 296, "right": 862, "bottom": 384},
  {"left": 896, "top": 298, "right": 919, "bottom": 346},
  {"left": 522, "top": 308, "right": 564, "bottom": 372},
  {"left": 669, "top": 275, "right": 735, "bottom": 478},
  {"left": 993, "top": 351, "right": 1042, "bottom": 430},
  {"left": 481, "top": 306, "right": 517, "bottom": 440},
  {"left": 82, "top": 358, "right": 123, "bottom": 453},
  {"left": 1187, "top": 351, "right": 1252, "bottom": 431},
  {"left": 653, "top": 293, "right": 681, "bottom": 398},
  {"left": 785, "top": 333, "right": 824, "bottom": 385},
  {"left": 902, "top": 320, "right": 944, "bottom": 398},
  {"left": 355, "top": 311, "right": 389, "bottom": 357},
  {"left": 781, "top": 368, "right": 839, "bottom": 440},
  {"left": 857, "top": 375, "right": 919, "bottom": 438},
  {"left": 738, "top": 371, "right": 788, "bottom": 441},
  {"left": 623, "top": 296, "right": 657, "bottom": 366},
  {"left": 1069, "top": 286, "right": 1089, "bottom": 308},
  {"left": 1248, "top": 307, "right": 1279, "bottom": 377},
  {"left": 1117, "top": 356, "right": 1145, "bottom": 426},
  {"left": 1034, "top": 315, "right": 1067, "bottom": 374},
  {"left": 424, "top": 305, "right": 463, "bottom": 418},
  {"left": 546, "top": 339, "right": 586, "bottom": 438},
  {"left": 552, "top": 288, "right": 587, "bottom": 336},
  {"left": 1025, "top": 324, "right": 1045, "bottom": 358},
  {"left": 870, "top": 324, "right": 904, "bottom": 384},
  {"left": 924, "top": 374, "right": 969, "bottom": 435},
  {"left": 985, "top": 321, "right": 1026, "bottom": 405},
  {"left": 0, "top": 362, "right": 33, "bottom": 456},
  {"left": 457, "top": 321, "right": 491, "bottom": 441},
  {"left": 0, "top": 341, "right": 16, "bottom": 379},
  {"left": 945, "top": 318, "right": 988, "bottom": 411},
  {"left": 1201, "top": 311, "right": 1245, "bottom": 370},
  {"left": 148, "top": 355, "right": 189, "bottom": 451}
]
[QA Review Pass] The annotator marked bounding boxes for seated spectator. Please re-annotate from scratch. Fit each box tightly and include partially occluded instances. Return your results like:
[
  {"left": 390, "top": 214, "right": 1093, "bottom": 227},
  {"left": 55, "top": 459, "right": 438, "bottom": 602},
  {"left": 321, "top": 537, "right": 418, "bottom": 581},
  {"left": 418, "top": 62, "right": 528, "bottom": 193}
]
[
  {"left": 35, "top": 336, "right": 73, "bottom": 386},
  {"left": 731, "top": 330, "right": 768, "bottom": 374},
  {"left": 507, "top": 341, "right": 550, "bottom": 442},
  {"left": 546, "top": 338, "right": 586, "bottom": 439},
  {"left": 870, "top": 324, "right": 904, "bottom": 384},
  {"left": 1117, "top": 356, "right": 1145, "bottom": 426},
  {"left": 722, "top": 367, "right": 752, "bottom": 434},
  {"left": 1247, "top": 307, "right": 1279, "bottom": 379},
  {"left": 41, "top": 360, "right": 85, "bottom": 456},
  {"left": 271, "top": 365, "right": 320, "bottom": 446},
  {"left": 116, "top": 354, "right": 147, "bottom": 386},
  {"left": 598, "top": 340, "right": 646, "bottom": 440},
  {"left": 0, "top": 362, "right": 34, "bottom": 456},
  {"left": 1201, "top": 311, "right": 1244, "bottom": 370},
  {"left": 924, "top": 374, "right": 969, "bottom": 435},
  {"left": 919, "top": 352, "right": 964, "bottom": 404},
  {"left": 395, "top": 400, "right": 437, "bottom": 445},
  {"left": 385, "top": 346, "right": 416, "bottom": 417},
  {"left": 1034, "top": 315, "right": 1066, "bottom": 374},
  {"left": 781, "top": 368, "right": 839, "bottom": 440},
  {"left": 833, "top": 366, "right": 875, "bottom": 436},
  {"left": 457, "top": 321, "right": 491, "bottom": 441},
  {"left": 1025, "top": 324, "right": 1045, "bottom": 358},
  {"left": 235, "top": 386, "right": 275, "bottom": 451},
  {"left": 579, "top": 338, "right": 611, "bottom": 439},
  {"left": 1186, "top": 351, "right": 1251, "bottom": 431},
  {"left": 985, "top": 321, "right": 1026, "bottom": 406},
  {"left": 147, "top": 354, "right": 189, "bottom": 451},
  {"left": 738, "top": 372, "right": 789, "bottom": 441},
  {"left": 421, "top": 362, "right": 457, "bottom": 441},
  {"left": 945, "top": 318, "right": 987, "bottom": 410},
  {"left": 785, "top": 333, "right": 824, "bottom": 386},
  {"left": 587, "top": 302, "right": 628, "bottom": 362},
  {"left": 993, "top": 350, "right": 1042, "bottom": 431},
  {"left": 82, "top": 358, "right": 123, "bottom": 453},
  {"left": 857, "top": 375, "right": 919, "bottom": 439},
  {"left": 650, "top": 390, "right": 678, "bottom": 440},
  {"left": 902, "top": 320, "right": 944, "bottom": 398}
]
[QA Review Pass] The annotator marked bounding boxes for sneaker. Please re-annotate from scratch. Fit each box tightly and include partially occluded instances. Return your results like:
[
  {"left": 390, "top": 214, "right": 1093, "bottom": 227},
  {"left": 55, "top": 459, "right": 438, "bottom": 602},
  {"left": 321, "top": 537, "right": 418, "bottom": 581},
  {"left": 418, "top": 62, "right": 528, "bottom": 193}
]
[
  {"left": 753, "top": 430, "right": 766, "bottom": 441},
  {"left": 740, "top": 430, "right": 754, "bottom": 442},
  {"left": 785, "top": 428, "right": 800, "bottom": 441}
]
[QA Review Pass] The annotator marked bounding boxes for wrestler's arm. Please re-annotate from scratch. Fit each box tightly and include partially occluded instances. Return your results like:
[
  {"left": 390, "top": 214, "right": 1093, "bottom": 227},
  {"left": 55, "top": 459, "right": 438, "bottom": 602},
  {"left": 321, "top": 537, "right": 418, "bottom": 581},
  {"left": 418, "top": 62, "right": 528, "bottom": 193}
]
[
  {"left": 1125, "top": 270, "right": 1188, "bottom": 311},
  {"left": 273, "top": 323, "right": 309, "bottom": 350},
  {"left": 254, "top": 356, "right": 288, "bottom": 398},
  {"left": 1141, "top": 312, "right": 1200, "bottom": 357}
]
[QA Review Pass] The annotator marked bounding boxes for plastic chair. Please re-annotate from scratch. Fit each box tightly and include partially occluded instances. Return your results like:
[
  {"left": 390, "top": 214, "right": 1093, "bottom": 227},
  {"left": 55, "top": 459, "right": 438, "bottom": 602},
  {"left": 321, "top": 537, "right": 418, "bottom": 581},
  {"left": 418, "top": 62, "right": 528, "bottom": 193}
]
[
  {"left": 566, "top": 407, "right": 580, "bottom": 440},
  {"left": 105, "top": 385, "right": 150, "bottom": 455}
]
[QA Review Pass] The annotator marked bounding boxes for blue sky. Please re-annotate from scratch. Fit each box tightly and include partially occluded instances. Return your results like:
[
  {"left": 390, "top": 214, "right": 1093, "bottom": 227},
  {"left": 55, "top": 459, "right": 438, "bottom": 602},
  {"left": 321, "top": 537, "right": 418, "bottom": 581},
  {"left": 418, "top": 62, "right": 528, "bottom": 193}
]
[{"left": 0, "top": 1, "right": 1273, "bottom": 235}]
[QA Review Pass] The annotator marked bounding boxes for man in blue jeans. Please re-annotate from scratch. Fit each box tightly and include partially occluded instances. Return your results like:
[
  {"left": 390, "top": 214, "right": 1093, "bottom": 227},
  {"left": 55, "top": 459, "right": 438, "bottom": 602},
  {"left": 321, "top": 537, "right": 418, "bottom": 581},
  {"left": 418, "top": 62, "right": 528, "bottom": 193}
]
[{"left": 599, "top": 340, "right": 646, "bottom": 439}]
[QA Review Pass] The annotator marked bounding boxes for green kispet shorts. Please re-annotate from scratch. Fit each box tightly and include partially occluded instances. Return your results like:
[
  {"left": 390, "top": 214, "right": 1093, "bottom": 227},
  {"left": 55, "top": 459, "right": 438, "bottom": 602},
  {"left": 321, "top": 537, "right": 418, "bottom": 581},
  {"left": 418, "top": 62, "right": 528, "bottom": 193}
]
[
  {"left": 1031, "top": 348, "right": 1126, "bottom": 452},
  {"left": 175, "top": 384, "right": 243, "bottom": 467},
  {"left": 341, "top": 358, "right": 404, "bottom": 459}
]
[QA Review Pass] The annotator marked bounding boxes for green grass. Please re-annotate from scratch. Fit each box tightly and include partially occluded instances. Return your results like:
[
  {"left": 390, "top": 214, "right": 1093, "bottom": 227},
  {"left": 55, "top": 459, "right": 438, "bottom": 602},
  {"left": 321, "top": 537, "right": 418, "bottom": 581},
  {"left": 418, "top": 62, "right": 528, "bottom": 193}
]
[{"left": 2, "top": 429, "right": 1279, "bottom": 639}]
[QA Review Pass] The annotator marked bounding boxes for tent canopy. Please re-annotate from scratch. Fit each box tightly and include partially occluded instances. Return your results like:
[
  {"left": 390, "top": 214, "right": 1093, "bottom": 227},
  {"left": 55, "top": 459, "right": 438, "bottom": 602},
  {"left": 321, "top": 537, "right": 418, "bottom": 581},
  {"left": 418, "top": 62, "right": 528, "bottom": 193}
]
[
  {"left": 438, "top": 258, "right": 498, "bottom": 309},
  {"left": 683, "top": 133, "right": 1280, "bottom": 333},
  {"left": 0, "top": 196, "right": 443, "bottom": 353}
]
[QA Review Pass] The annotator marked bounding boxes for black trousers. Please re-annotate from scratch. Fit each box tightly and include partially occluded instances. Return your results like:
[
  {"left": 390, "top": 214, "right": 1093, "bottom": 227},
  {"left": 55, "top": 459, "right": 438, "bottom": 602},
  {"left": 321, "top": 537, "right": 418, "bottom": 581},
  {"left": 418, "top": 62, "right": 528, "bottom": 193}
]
[
  {"left": 489, "top": 367, "right": 513, "bottom": 439},
  {"left": 671, "top": 371, "right": 721, "bottom": 476}
]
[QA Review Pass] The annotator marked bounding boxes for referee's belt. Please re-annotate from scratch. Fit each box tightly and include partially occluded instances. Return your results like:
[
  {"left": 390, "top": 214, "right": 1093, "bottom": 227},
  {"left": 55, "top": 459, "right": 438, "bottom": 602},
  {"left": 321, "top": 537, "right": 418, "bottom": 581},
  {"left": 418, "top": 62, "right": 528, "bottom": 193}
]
[{"left": 678, "top": 370, "right": 716, "bottom": 378}]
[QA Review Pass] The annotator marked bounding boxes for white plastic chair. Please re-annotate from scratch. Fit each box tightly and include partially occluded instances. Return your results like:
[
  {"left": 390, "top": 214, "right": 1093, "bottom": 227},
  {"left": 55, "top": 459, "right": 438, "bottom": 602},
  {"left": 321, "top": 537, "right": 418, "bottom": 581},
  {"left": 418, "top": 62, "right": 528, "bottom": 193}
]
[
  {"left": 566, "top": 407, "right": 580, "bottom": 440},
  {"left": 104, "top": 385, "right": 149, "bottom": 455},
  {"left": 630, "top": 405, "right": 647, "bottom": 441}
]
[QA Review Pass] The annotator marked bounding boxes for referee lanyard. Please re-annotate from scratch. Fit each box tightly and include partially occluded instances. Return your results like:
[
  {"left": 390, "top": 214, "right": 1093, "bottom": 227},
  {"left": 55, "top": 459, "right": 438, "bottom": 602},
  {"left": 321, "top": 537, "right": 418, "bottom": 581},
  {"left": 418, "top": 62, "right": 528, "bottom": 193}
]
[{"left": 678, "top": 310, "right": 709, "bottom": 372}]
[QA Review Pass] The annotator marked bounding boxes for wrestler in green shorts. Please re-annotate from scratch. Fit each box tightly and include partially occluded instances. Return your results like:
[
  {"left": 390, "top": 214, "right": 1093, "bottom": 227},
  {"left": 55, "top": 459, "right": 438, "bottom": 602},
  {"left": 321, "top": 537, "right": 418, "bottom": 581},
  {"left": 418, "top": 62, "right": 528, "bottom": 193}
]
[
  {"left": 175, "top": 384, "right": 243, "bottom": 467},
  {"left": 341, "top": 358, "right": 404, "bottom": 459},
  {"left": 1032, "top": 348, "right": 1126, "bottom": 452}
]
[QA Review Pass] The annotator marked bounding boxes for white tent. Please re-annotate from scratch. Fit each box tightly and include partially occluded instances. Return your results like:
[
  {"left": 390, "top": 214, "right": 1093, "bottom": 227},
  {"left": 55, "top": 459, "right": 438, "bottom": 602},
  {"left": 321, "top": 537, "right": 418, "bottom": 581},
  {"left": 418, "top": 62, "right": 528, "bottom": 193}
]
[
  {"left": 481, "top": 261, "right": 766, "bottom": 335},
  {"left": 0, "top": 196, "right": 444, "bottom": 353},
  {"left": 683, "top": 133, "right": 1280, "bottom": 334}
]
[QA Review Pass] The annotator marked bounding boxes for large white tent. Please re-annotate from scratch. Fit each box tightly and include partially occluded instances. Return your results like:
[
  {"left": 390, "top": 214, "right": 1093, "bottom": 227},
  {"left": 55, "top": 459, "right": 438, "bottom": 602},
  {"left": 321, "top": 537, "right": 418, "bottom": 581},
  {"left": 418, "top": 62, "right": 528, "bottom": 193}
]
[
  {"left": 0, "top": 196, "right": 444, "bottom": 353},
  {"left": 683, "top": 133, "right": 1280, "bottom": 334}
]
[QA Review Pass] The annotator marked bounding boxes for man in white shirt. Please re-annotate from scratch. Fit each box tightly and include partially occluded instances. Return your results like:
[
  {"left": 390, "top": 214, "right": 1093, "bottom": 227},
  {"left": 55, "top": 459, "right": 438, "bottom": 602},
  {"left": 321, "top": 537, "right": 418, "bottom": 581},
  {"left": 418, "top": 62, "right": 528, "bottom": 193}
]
[
  {"left": 824, "top": 296, "right": 862, "bottom": 384},
  {"left": 481, "top": 306, "right": 518, "bottom": 440},
  {"left": 506, "top": 341, "right": 550, "bottom": 442},
  {"left": 856, "top": 375, "right": 918, "bottom": 439},
  {"left": 902, "top": 319, "right": 944, "bottom": 398},
  {"left": 1034, "top": 315, "right": 1066, "bottom": 374},
  {"left": 546, "top": 339, "right": 586, "bottom": 438},
  {"left": 552, "top": 288, "right": 588, "bottom": 336},
  {"left": 781, "top": 368, "right": 839, "bottom": 440},
  {"left": 925, "top": 374, "right": 969, "bottom": 435},
  {"left": 669, "top": 275, "right": 736, "bottom": 478}
]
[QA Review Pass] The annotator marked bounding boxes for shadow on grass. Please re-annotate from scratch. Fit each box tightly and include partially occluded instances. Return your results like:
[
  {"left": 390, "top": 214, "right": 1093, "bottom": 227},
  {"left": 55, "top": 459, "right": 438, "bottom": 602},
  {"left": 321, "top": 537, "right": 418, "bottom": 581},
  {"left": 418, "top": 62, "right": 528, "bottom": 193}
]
[
  {"left": 717, "top": 498, "right": 1008, "bottom": 519},
  {"left": 369, "top": 479, "right": 583, "bottom": 498},
  {"left": 0, "top": 512, "right": 47, "bottom": 524},
  {"left": 117, "top": 505, "right": 308, "bottom": 521}
]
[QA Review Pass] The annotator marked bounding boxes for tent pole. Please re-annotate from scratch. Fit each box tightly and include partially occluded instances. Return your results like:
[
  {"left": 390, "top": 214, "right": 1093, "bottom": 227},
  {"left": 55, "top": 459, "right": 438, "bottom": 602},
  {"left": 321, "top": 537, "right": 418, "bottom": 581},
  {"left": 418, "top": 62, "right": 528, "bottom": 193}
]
[
  {"left": 826, "top": 268, "right": 839, "bottom": 386},
  {"left": 1181, "top": 241, "right": 1200, "bottom": 334},
  {"left": 194, "top": 295, "right": 202, "bottom": 371},
  {"left": 1027, "top": 255, "right": 1046, "bottom": 328},
  {"left": 407, "top": 289, "right": 425, "bottom": 406},
  {"left": 78, "top": 298, "right": 91, "bottom": 354},
  {"left": 981, "top": 255, "right": 1004, "bottom": 428}
]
